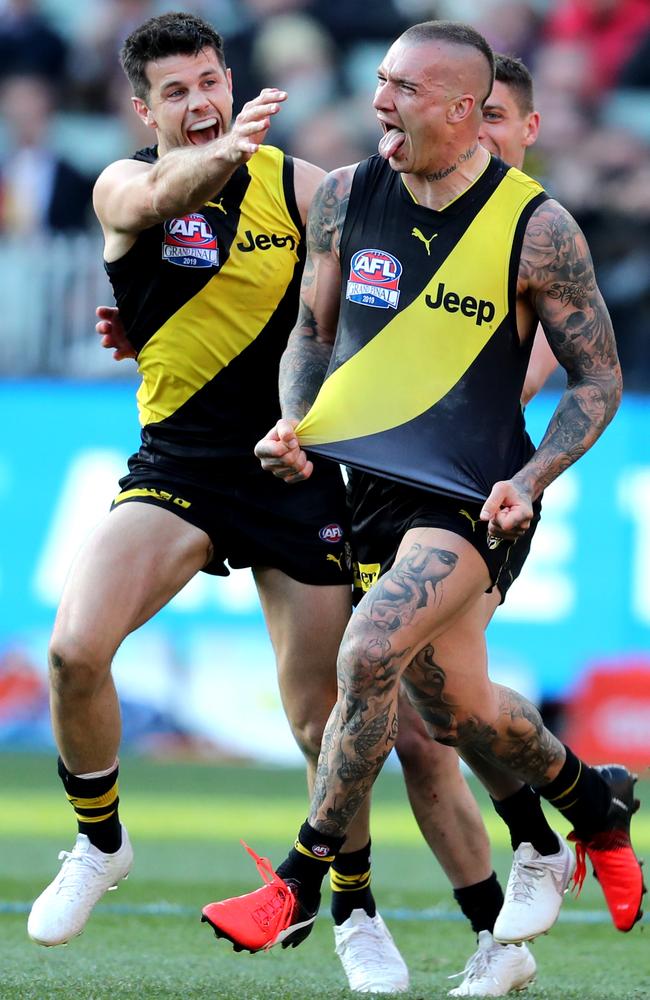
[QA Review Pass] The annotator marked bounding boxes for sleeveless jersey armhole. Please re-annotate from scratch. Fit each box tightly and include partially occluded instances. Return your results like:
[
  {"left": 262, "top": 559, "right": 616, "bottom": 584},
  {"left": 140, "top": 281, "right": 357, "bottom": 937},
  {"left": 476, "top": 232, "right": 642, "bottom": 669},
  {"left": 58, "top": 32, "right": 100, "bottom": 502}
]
[
  {"left": 338, "top": 161, "right": 368, "bottom": 264},
  {"left": 281, "top": 154, "right": 304, "bottom": 236},
  {"left": 507, "top": 189, "right": 549, "bottom": 342}
]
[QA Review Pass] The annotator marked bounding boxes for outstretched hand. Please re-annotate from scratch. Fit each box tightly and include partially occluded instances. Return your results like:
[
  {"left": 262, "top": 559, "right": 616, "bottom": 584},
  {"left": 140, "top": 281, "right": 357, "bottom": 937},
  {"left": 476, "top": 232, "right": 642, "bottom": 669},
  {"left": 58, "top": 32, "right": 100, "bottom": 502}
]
[
  {"left": 254, "top": 419, "right": 313, "bottom": 483},
  {"left": 480, "top": 480, "right": 534, "bottom": 540},
  {"left": 222, "top": 88, "right": 287, "bottom": 163},
  {"left": 95, "top": 306, "right": 136, "bottom": 361}
]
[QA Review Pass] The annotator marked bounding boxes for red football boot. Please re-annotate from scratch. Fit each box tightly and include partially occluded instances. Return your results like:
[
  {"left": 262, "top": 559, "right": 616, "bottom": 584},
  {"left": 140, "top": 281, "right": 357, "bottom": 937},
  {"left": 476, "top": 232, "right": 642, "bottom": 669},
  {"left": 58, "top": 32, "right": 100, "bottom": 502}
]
[
  {"left": 201, "top": 843, "right": 319, "bottom": 952},
  {"left": 570, "top": 765, "right": 646, "bottom": 932}
]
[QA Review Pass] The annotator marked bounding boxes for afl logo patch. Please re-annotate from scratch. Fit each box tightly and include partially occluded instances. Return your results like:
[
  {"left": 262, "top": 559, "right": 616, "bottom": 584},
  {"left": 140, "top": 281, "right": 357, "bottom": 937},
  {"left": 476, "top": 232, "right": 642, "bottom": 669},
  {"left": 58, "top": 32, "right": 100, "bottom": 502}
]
[
  {"left": 319, "top": 523, "right": 344, "bottom": 544},
  {"left": 311, "top": 843, "right": 331, "bottom": 858},
  {"left": 162, "top": 213, "right": 219, "bottom": 268},
  {"left": 346, "top": 248, "right": 402, "bottom": 309}
]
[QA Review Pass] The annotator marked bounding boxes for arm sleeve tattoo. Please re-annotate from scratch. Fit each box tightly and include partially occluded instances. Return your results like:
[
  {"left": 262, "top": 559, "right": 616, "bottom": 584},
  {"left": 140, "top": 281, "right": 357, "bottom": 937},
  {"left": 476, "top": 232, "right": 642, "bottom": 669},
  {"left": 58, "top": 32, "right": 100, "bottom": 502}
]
[
  {"left": 279, "top": 168, "right": 353, "bottom": 422},
  {"left": 515, "top": 200, "right": 622, "bottom": 498}
]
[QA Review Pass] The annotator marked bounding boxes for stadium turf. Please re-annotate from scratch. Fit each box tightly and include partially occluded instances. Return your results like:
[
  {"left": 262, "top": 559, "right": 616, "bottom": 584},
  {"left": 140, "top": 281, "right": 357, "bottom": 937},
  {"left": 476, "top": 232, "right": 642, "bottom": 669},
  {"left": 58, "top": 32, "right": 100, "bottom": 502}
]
[{"left": 1, "top": 753, "right": 648, "bottom": 999}]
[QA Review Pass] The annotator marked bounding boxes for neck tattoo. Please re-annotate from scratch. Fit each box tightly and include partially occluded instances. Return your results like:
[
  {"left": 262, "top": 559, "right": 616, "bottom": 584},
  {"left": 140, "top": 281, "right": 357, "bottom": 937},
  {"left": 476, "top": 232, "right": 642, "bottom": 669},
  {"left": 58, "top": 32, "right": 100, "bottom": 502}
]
[
  {"left": 425, "top": 144, "right": 479, "bottom": 183},
  {"left": 425, "top": 163, "right": 457, "bottom": 182},
  {"left": 458, "top": 144, "right": 478, "bottom": 163}
]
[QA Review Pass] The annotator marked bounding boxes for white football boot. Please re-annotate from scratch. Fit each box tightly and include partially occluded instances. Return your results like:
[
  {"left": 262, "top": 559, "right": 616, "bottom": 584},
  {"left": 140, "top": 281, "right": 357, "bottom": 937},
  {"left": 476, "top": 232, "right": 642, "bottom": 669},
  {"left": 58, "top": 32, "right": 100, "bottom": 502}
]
[
  {"left": 28, "top": 826, "right": 133, "bottom": 946},
  {"left": 334, "top": 909, "right": 410, "bottom": 993},
  {"left": 493, "top": 833, "right": 575, "bottom": 943},
  {"left": 448, "top": 930, "right": 536, "bottom": 996}
]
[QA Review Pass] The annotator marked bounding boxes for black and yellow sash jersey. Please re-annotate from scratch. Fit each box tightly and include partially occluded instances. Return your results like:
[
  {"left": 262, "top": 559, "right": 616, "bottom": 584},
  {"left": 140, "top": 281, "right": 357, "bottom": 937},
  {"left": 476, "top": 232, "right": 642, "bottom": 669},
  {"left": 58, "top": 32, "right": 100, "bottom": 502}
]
[
  {"left": 296, "top": 154, "right": 548, "bottom": 504},
  {"left": 105, "top": 143, "right": 304, "bottom": 465}
]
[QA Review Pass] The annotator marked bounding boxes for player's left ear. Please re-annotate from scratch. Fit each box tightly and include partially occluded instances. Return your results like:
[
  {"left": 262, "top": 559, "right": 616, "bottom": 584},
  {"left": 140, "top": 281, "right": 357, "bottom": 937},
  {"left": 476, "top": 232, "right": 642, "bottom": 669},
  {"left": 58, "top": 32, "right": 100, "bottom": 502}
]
[
  {"left": 523, "top": 110, "right": 541, "bottom": 148},
  {"left": 447, "top": 94, "right": 475, "bottom": 124}
]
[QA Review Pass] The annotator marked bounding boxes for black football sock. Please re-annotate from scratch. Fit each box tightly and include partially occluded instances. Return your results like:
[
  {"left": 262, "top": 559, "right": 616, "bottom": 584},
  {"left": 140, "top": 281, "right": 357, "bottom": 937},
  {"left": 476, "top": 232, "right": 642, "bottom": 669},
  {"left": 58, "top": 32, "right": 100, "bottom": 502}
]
[
  {"left": 492, "top": 784, "right": 560, "bottom": 856},
  {"left": 57, "top": 756, "right": 122, "bottom": 854},
  {"left": 453, "top": 872, "right": 504, "bottom": 936},
  {"left": 535, "top": 745, "right": 611, "bottom": 837},
  {"left": 276, "top": 820, "right": 345, "bottom": 912},
  {"left": 330, "top": 841, "right": 376, "bottom": 925}
]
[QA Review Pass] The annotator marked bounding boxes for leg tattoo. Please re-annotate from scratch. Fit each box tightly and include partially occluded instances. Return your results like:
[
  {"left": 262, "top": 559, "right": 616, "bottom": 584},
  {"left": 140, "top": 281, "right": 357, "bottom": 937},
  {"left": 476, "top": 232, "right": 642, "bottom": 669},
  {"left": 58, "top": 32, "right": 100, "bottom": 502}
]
[
  {"left": 310, "top": 542, "right": 459, "bottom": 836},
  {"left": 403, "top": 648, "right": 565, "bottom": 784}
]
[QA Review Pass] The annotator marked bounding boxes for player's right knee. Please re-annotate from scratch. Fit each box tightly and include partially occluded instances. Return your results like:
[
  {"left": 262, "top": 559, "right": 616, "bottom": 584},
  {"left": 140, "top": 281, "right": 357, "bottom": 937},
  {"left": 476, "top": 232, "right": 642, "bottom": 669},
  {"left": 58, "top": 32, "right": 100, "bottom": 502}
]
[
  {"left": 395, "top": 721, "right": 431, "bottom": 764},
  {"left": 337, "top": 631, "right": 402, "bottom": 696},
  {"left": 48, "top": 632, "right": 109, "bottom": 694},
  {"left": 286, "top": 712, "right": 326, "bottom": 764}
]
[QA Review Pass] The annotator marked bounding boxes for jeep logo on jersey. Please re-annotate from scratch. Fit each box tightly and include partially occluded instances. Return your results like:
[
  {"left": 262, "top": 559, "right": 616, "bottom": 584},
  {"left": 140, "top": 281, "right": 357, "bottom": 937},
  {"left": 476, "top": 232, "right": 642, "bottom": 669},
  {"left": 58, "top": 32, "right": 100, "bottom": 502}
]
[
  {"left": 236, "top": 229, "right": 297, "bottom": 252},
  {"left": 319, "top": 523, "right": 344, "bottom": 543},
  {"left": 162, "top": 213, "right": 219, "bottom": 268},
  {"left": 346, "top": 248, "right": 402, "bottom": 309},
  {"left": 425, "top": 282, "right": 495, "bottom": 326}
]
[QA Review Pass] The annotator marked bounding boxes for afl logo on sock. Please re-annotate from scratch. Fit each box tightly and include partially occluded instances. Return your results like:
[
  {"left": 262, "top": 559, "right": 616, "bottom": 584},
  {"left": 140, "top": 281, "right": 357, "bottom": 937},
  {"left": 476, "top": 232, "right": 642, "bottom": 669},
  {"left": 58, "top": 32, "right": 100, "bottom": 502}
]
[
  {"left": 162, "top": 213, "right": 219, "bottom": 268},
  {"left": 311, "top": 844, "right": 331, "bottom": 857}
]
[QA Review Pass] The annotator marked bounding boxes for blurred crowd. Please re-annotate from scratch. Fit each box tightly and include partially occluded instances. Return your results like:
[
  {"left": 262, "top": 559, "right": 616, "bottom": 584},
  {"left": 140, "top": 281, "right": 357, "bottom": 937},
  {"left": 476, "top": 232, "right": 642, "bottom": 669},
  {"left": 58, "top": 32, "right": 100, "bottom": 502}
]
[{"left": 1, "top": 0, "right": 649, "bottom": 386}]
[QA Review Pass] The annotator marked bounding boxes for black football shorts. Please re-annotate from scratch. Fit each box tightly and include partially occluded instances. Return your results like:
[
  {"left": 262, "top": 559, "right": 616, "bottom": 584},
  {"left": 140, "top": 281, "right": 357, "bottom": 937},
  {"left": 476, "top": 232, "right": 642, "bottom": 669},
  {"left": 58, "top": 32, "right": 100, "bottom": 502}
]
[
  {"left": 112, "top": 452, "right": 352, "bottom": 585},
  {"left": 347, "top": 469, "right": 541, "bottom": 604}
]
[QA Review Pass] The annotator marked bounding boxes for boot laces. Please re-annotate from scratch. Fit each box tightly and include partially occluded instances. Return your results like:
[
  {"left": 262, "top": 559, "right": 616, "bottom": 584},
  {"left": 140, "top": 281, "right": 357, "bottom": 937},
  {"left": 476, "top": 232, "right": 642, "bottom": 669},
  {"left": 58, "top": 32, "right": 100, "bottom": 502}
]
[
  {"left": 507, "top": 858, "right": 546, "bottom": 904},
  {"left": 54, "top": 846, "right": 107, "bottom": 900},
  {"left": 448, "top": 945, "right": 489, "bottom": 983},
  {"left": 338, "top": 919, "right": 388, "bottom": 975},
  {"left": 568, "top": 836, "right": 587, "bottom": 896},
  {"left": 242, "top": 841, "right": 296, "bottom": 948}
]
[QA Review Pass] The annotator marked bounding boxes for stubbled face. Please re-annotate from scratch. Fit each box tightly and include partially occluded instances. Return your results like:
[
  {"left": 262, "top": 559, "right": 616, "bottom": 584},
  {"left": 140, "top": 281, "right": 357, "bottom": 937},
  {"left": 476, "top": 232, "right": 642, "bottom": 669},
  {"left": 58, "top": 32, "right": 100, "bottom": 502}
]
[
  {"left": 373, "top": 38, "right": 489, "bottom": 177},
  {"left": 478, "top": 80, "right": 539, "bottom": 169},
  {"left": 374, "top": 39, "right": 462, "bottom": 175},
  {"left": 134, "top": 48, "right": 232, "bottom": 154}
]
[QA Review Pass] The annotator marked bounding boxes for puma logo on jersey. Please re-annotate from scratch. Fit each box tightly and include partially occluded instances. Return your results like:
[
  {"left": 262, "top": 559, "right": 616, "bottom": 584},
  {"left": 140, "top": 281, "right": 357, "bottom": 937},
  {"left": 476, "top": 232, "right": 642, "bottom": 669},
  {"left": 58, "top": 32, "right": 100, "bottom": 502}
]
[
  {"left": 411, "top": 228, "right": 438, "bottom": 255},
  {"left": 206, "top": 198, "right": 227, "bottom": 215},
  {"left": 327, "top": 553, "right": 344, "bottom": 571},
  {"left": 426, "top": 282, "right": 496, "bottom": 326},
  {"left": 459, "top": 509, "right": 480, "bottom": 532}
]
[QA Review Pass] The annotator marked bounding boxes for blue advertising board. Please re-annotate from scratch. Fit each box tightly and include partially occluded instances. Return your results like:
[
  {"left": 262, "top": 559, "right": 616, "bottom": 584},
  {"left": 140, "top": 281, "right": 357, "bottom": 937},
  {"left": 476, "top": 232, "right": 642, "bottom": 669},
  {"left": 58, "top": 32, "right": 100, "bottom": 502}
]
[{"left": 1, "top": 381, "right": 649, "bottom": 755}]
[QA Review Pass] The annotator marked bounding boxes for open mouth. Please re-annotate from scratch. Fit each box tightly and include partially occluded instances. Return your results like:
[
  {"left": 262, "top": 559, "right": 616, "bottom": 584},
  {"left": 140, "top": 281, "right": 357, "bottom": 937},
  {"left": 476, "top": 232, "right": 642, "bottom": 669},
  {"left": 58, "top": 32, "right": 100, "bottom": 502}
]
[
  {"left": 378, "top": 124, "right": 406, "bottom": 160},
  {"left": 187, "top": 117, "right": 220, "bottom": 145}
]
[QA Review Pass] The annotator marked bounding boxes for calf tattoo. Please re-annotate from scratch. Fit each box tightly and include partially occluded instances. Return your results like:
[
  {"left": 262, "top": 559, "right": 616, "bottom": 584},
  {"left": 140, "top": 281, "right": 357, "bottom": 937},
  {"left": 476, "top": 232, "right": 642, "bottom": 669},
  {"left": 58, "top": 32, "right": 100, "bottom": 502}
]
[
  {"left": 460, "top": 684, "right": 565, "bottom": 785},
  {"left": 404, "top": 646, "right": 564, "bottom": 785}
]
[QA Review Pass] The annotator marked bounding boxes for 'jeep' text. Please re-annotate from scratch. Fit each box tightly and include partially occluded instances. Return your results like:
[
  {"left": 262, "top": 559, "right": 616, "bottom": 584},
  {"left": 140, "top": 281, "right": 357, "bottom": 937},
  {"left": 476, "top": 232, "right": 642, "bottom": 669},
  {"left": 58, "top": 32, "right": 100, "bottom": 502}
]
[{"left": 425, "top": 282, "right": 495, "bottom": 326}]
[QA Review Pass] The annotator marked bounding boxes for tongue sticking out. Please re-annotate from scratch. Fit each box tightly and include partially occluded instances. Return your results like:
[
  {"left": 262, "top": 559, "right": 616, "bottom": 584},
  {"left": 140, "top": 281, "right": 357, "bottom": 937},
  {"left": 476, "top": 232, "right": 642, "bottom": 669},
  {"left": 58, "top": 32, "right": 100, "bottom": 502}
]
[{"left": 378, "top": 128, "right": 406, "bottom": 160}]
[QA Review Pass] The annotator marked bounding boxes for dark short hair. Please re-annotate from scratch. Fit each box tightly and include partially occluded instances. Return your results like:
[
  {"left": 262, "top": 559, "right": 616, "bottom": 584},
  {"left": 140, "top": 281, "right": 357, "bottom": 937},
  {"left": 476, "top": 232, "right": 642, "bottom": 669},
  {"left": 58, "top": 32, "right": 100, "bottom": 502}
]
[
  {"left": 494, "top": 54, "right": 534, "bottom": 115},
  {"left": 399, "top": 21, "right": 495, "bottom": 104},
  {"left": 120, "top": 11, "right": 226, "bottom": 102}
]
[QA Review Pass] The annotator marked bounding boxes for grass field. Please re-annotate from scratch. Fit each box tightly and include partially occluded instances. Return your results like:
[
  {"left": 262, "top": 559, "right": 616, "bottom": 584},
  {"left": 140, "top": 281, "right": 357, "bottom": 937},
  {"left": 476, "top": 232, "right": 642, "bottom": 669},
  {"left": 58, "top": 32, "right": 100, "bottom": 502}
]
[{"left": 1, "top": 754, "right": 648, "bottom": 1000}]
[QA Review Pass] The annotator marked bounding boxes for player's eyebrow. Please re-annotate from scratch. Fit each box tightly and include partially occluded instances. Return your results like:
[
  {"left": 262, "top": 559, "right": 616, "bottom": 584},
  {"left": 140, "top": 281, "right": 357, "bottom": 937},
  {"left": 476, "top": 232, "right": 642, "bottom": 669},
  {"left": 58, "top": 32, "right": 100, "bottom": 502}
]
[
  {"left": 394, "top": 75, "right": 418, "bottom": 89},
  {"left": 376, "top": 66, "right": 419, "bottom": 89},
  {"left": 160, "top": 68, "right": 219, "bottom": 91},
  {"left": 483, "top": 102, "right": 506, "bottom": 112}
]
